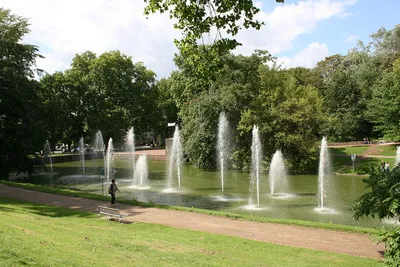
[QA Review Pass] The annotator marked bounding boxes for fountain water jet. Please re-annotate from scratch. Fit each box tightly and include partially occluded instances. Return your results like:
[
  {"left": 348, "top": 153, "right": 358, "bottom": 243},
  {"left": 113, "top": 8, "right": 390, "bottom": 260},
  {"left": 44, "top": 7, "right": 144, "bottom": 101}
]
[
  {"left": 249, "top": 125, "right": 262, "bottom": 206},
  {"left": 131, "top": 154, "right": 149, "bottom": 189},
  {"left": 105, "top": 138, "right": 114, "bottom": 183},
  {"left": 269, "top": 150, "right": 291, "bottom": 198},
  {"left": 79, "top": 137, "right": 85, "bottom": 174},
  {"left": 314, "top": 137, "right": 336, "bottom": 214},
  {"left": 217, "top": 112, "right": 230, "bottom": 192},
  {"left": 43, "top": 140, "right": 53, "bottom": 174},
  {"left": 396, "top": 146, "right": 400, "bottom": 167},
  {"left": 125, "top": 127, "right": 136, "bottom": 179},
  {"left": 165, "top": 125, "right": 183, "bottom": 192}
]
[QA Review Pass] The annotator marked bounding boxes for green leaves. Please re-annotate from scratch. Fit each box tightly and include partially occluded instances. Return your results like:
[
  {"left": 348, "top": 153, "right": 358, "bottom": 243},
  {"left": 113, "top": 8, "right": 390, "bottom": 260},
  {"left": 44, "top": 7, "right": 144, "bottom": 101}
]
[{"left": 144, "top": 0, "right": 284, "bottom": 82}]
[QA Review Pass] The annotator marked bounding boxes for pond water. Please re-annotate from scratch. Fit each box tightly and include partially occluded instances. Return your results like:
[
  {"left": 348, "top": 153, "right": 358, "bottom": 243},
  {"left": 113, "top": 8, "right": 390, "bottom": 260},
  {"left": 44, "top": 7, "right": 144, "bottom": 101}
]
[{"left": 24, "top": 158, "right": 389, "bottom": 228}]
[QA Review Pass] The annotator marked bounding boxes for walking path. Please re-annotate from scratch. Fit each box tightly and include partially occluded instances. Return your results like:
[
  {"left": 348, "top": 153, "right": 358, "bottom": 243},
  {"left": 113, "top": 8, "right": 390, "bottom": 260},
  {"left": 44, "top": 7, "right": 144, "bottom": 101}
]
[{"left": 0, "top": 184, "right": 384, "bottom": 260}]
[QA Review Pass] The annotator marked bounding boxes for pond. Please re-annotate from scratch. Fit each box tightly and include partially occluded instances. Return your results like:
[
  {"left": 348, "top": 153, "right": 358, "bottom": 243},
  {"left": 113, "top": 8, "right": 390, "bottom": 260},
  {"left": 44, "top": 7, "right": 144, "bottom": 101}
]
[{"left": 23, "top": 158, "right": 390, "bottom": 228}]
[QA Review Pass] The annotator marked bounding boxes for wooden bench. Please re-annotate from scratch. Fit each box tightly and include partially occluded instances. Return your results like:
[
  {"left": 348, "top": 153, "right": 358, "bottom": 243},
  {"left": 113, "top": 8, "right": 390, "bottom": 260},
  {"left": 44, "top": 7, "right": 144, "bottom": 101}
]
[{"left": 97, "top": 206, "right": 126, "bottom": 223}]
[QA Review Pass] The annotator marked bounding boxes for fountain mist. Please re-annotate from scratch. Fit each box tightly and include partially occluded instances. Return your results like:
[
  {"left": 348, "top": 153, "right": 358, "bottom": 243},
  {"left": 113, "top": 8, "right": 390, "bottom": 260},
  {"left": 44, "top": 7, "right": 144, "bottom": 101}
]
[
  {"left": 217, "top": 112, "right": 230, "bottom": 192},
  {"left": 268, "top": 150, "right": 288, "bottom": 195},
  {"left": 94, "top": 131, "right": 106, "bottom": 175},
  {"left": 167, "top": 125, "right": 183, "bottom": 189},
  {"left": 79, "top": 137, "right": 85, "bottom": 174},
  {"left": 133, "top": 154, "right": 149, "bottom": 187},
  {"left": 105, "top": 138, "right": 114, "bottom": 183},
  {"left": 43, "top": 140, "right": 53, "bottom": 174},
  {"left": 249, "top": 125, "right": 262, "bottom": 206},
  {"left": 126, "top": 127, "right": 135, "bottom": 179},
  {"left": 317, "top": 137, "right": 332, "bottom": 210}
]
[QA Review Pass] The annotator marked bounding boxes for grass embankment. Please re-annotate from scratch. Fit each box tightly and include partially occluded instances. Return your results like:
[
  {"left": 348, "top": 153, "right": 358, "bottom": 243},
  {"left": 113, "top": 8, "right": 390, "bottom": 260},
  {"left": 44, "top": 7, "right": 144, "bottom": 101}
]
[
  {"left": 0, "top": 196, "right": 383, "bottom": 267},
  {"left": 329, "top": 145, "right": 398, "bottom": 175},
  {"left": 0, "top": 180, "right": 377, "bottom": 235}
]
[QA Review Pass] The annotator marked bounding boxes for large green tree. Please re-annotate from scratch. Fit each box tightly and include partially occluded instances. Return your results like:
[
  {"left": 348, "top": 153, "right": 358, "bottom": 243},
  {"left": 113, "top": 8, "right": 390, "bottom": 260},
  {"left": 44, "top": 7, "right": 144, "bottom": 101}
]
[{"left": 0, "top": 8, "right": 45, "bottom": 177}]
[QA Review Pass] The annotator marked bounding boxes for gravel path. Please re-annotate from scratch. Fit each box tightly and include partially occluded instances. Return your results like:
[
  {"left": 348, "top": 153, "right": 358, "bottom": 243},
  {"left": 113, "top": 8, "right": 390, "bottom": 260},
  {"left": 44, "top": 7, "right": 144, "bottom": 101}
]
[{"left": 0, "top": 184, "right": 384, "bottom": 259}]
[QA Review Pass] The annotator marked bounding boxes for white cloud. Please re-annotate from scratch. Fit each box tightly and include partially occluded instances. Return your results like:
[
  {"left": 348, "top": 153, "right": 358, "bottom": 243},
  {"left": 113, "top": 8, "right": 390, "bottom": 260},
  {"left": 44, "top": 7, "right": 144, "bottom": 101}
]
[
  {"left": 235, "top": 0, "right": 358, "bottom": 55},
  {"left": 345, "top": 34, "right": 360, "bottom": 42},
  {"left": 279, "top": 42, "right": 329, "bottom": 68},
  {"left": 2, "top": 0, "right": 180, "bottom": 78},
  {"left": 2, "top": 0, "right": 357, "bottom": 77}
]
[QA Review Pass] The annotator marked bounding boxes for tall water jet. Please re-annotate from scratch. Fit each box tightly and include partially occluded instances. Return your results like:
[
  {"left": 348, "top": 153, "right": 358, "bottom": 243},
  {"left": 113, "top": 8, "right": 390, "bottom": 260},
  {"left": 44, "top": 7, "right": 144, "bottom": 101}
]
[
  {"left": 105, "top": 138, "right": 114, "bottom": 183},
  {"left": 217, "top": 112, "right": 230, "bottom": 192},
  {"left": 43, "top": 140, "right": 53, "bottom": 174},
  {"left": 316, "top": 136, "right": 333, "bottom": 212},
  {"left": 249, "top": 125, "right": 262, "bottom": 206},
  {"left": 125, "top": 127, "right": 135, "bottom": 179},
  {"left": 133, "top": 154, "right": 149, "bottom": 187},
  {"left": 166, "top": 125, "right": 183, "bottom": 189},
  {"left": 79, "top": 137, "right": 85, "bottom": 174},
  {"left": 268, "top": 150, "right": 288, "bottom": 196},
  {"left": 396, "top": 146, "right": 400, "bottom": 167}
]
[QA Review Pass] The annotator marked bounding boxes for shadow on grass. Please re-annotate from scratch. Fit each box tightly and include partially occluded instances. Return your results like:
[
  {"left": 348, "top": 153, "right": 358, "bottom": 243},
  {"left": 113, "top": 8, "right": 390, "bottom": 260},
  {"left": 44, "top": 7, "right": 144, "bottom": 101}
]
[{"left": 0, "top": 196, "right": 94, "bottom": 218}]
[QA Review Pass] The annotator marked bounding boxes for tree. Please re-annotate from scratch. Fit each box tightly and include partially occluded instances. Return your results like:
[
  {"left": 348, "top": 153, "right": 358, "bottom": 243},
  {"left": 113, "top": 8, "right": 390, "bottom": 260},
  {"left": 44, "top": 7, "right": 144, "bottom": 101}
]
[
  {"left": 353, "top": 166, "right": 400, "bottom": 266},
  {"left": 366, "top": 58, "right": 400, "bottom": 140},
  {"left": 238, "top": 66, "right": 324, "bottom": 173},
  {"left": 0, "top": 8, "right": 45, "bottom": 177},
  {"left": 172, "top": 50, "right": 272, "bottom": 168},
  {"left": 144, "top": 0, "right": 284, "bottom": 82}
]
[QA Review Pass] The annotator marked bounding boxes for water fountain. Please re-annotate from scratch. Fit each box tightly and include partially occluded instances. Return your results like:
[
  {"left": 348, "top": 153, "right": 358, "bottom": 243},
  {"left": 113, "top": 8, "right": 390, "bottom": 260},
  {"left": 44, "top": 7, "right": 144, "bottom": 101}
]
[
  {"left": 43, "top": 140, "right": 53, "bottom": 174},
  {"left": 105, "top": 138, "right": 114, "bottom": 183},
  {"left": 165, "top": 125, "right": 183, "bottom": 192},
  {"left": 269, "top": 150, "right": 291, "bottom": 198},
  {"left": 217, "top": 112, "right": 230, "bottom": 192},
  {"left": 125, "top": 127, "right": 136, "bottom": 180},
  {"left": 248, "top": 125, "right": 262, "bottom": 207},
  {"left": 314, "top": 136, "right": 336, "bottom": 214},
  {"left": 396, "top": 146, "right": 400, "bottom": 167},
  {"left": 131, "top": 154, "right": 149, "bottom": 189},
  {"left": 94, "top": 131, "right": 105, "bottom": 158},
  {"left": 79, "top": 137, "right": 85, "bottom": 174}
]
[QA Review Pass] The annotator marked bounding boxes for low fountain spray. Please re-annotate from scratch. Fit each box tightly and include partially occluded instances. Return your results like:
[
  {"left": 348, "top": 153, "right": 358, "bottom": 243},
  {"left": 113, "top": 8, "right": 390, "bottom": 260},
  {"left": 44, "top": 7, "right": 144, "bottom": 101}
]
[
  {"left": 268, "top": 150, "right": 288, "bottom": 196},
  {"left": 133, "top": 154, "right": 149, "bottom": 187}
]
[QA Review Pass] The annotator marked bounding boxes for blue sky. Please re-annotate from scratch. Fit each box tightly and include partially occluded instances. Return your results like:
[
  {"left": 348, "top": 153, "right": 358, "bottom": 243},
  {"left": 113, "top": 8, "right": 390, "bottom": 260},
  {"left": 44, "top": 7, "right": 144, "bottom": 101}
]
[
  {"left": 2, "top": 0, "right": 400, "bottom": 78},
  {"left": 278, "top": 0, "right": 400, "bottom": 59}
]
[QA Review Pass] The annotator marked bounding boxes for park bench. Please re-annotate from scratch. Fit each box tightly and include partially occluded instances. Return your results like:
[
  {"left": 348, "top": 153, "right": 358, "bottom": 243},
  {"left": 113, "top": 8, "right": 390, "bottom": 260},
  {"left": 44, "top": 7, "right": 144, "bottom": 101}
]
[{"left": 97, "top": 206, "right": 126, "bottom": 223}]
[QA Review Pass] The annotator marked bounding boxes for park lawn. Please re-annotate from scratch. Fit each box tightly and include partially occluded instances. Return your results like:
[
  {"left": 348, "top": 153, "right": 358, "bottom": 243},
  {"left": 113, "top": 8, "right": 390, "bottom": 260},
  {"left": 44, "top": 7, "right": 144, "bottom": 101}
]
[
  {"left": 378, "top": 144, "right": 398, "bottom": 157},
  {"left": 332, "top": 155, "right": 396, "bottom": 174},
  {"left": 329, "top": 146, "right": 369, "bottom": 155},
  {"left": 0, "top": 197, "right": 383, "bottom": 267}
]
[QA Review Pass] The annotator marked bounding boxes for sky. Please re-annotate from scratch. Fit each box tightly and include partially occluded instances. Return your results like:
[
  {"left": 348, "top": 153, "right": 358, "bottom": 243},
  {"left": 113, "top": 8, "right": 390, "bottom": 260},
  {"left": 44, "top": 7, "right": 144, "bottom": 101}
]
[{"left": 2, "top": 0, "right": 400, "bottom": 79}]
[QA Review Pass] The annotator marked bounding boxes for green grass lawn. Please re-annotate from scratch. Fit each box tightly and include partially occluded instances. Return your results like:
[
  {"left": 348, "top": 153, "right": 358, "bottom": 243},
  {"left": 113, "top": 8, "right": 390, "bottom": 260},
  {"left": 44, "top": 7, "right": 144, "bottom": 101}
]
[
  {"left": 332, "top": 156, "right": 396, "bottom": 174},
  {"left": 378, "top": 144, "right": 398, "bottom": 156},
  {"left": 0, "top": 180, "right": 377, "bottom": 234},
  {"left": 0, "top": 196, "right": 383, "bottom": 267},
  {"left": 329, "top": 146, "right": 369, "bottom": 155}
]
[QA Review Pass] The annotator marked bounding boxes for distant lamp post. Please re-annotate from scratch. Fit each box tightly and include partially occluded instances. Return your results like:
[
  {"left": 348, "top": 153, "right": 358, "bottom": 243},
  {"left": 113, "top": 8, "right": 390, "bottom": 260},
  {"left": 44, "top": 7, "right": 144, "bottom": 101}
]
[{"left": 351, "top": 154, "right": 357, "bottom": 173}]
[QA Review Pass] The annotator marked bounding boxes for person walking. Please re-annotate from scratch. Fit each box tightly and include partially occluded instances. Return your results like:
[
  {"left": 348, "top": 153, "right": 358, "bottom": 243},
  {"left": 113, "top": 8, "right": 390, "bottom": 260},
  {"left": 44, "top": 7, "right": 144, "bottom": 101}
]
[{"left": 108, "top": 179, "right": 120, "bottom": 207}]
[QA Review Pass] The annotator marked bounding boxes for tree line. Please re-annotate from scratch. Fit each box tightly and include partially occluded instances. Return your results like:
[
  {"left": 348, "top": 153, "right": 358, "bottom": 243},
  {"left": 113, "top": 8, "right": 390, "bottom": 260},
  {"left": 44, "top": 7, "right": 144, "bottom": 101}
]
[{"left": 1, "top": 6, "right": 400, "bottom": 176}]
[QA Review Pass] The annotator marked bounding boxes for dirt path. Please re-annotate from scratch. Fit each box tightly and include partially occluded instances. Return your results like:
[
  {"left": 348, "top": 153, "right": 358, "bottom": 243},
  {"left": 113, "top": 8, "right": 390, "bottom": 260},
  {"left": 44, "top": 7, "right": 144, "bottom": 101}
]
[{"left": 0, "top": 184, "right": 384, "bottom": 260}]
